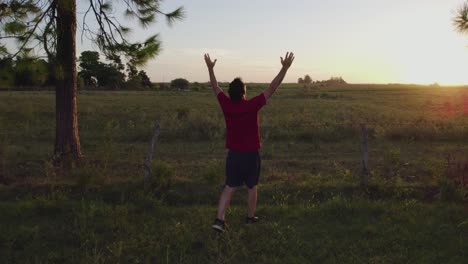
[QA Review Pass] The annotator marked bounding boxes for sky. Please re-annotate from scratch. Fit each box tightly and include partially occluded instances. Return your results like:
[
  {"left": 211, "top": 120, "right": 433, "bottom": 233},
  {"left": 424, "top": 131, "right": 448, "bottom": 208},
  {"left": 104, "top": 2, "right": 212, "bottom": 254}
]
[{"left": 76, "top": 0, "right": 468, "bottom": 85}]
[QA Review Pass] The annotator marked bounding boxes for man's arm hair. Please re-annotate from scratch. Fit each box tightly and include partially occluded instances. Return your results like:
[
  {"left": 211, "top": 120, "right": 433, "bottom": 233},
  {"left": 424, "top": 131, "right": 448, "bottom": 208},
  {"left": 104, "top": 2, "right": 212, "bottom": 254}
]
[
  {"left": 204, "top": 53, "right": 222, "bottom": 95},
  {"left": 264, "top": 66, "right": 288, "bottom": 100},
  {"left": 263, "top": 52, "right": 294, "bottom": 100},
  {"left": 208, "top": 67, "right": 222, "bottom": 95}
]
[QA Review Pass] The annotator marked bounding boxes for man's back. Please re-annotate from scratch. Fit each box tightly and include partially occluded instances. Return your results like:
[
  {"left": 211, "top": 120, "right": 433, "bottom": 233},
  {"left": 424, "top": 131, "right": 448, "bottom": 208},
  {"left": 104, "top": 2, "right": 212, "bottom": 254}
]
[{"left": 217, "top": 92, "right": 266, "bottom": 151}]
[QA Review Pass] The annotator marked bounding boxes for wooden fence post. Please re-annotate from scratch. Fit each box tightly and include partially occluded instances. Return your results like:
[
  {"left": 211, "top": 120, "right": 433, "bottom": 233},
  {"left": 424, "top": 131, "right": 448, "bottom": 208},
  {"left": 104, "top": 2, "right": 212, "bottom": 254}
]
[
  {"left": 144, "top": 119, "right": 160, "bottom": 186},
  {"left": 361, "top": 123, "right": 369, "bottom": 187}
]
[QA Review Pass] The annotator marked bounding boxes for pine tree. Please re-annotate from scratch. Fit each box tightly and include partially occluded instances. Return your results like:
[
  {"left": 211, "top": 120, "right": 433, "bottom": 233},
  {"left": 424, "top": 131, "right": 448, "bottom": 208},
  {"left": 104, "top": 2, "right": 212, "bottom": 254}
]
[
  {"left": 0, "top": 0, "right": 183, "bottom": 164},
  {"left": 454, "top": 2, "right": 468, "bottom": 34}
]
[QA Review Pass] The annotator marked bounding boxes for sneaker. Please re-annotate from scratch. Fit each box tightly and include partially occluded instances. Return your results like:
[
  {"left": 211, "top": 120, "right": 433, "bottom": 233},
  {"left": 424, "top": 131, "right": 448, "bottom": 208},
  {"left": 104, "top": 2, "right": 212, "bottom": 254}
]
[
  {"left": 212, "top": 218, "right": 225, "bottom": 233},
  {"left": 246, "top": 216, "right": 259, "bottom": 224}
]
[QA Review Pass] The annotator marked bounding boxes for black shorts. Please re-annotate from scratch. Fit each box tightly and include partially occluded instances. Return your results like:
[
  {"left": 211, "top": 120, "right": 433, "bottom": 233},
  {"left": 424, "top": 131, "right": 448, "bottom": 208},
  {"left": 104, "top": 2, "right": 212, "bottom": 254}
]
[{"left": 225, "top": 150, "right": 261, "bottom": 189}]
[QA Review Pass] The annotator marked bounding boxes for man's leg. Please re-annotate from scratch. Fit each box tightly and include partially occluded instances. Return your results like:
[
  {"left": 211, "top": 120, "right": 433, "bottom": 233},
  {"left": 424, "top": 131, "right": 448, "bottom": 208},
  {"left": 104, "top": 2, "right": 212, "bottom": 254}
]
[
  {"left": 247, "top": 186, "right": 257, "bottom": 218},
  {"left": 246, "top": 151, "right": 260, "bottom": 219},
  {"left": 216, "top": 185, "right": 236, "bottom": 220}
]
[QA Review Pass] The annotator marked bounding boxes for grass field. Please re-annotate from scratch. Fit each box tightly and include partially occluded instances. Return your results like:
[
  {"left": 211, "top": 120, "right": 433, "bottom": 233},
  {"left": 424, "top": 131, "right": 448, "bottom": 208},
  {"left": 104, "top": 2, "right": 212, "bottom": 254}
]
[{"left": 0, "top": 84, "right": 467, "bottom": 263}]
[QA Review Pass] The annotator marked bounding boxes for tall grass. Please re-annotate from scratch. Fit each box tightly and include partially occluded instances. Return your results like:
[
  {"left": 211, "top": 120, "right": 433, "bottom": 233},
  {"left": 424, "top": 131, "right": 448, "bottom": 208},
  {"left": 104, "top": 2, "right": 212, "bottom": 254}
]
[{"left": 0, "top": 85, "right": 467, "bottom": 262}]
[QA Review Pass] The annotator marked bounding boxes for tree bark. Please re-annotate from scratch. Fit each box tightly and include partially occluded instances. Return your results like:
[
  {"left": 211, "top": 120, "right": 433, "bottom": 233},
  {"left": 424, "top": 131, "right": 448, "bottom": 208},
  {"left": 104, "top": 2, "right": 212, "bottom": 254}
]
[{"left": 54, "top": 0, "right": 82, "bottom": 162}]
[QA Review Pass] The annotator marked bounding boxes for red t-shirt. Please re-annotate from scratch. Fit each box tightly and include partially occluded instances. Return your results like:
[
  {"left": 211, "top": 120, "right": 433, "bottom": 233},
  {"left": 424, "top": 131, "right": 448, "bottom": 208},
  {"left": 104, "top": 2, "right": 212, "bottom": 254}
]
[{"left": 217, "top": 92, "right": 267, "bottom": 151}]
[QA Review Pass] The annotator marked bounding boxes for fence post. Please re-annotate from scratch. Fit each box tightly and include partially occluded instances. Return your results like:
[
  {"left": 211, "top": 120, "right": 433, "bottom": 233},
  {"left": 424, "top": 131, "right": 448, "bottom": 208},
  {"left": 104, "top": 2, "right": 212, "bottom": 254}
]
[
  {"left": 144, "top": 119, "right": 161, "bottom": 186},
  {"left": 360, "top": 123, "right": 369, "bottom": 187}
]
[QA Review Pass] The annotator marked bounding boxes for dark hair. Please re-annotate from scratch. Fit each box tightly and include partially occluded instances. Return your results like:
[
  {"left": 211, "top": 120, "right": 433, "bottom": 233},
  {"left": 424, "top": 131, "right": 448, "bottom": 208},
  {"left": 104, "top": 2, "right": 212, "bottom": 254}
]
[{"left": 228, "top": 77, "right": 246, "bottom": 102}]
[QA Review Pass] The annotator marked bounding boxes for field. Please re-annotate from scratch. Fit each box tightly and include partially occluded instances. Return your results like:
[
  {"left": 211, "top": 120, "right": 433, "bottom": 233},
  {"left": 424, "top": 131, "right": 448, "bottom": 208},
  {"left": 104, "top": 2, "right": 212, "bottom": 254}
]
[{"left": 0, "top": 84, "right": 467, "bottom": 263}]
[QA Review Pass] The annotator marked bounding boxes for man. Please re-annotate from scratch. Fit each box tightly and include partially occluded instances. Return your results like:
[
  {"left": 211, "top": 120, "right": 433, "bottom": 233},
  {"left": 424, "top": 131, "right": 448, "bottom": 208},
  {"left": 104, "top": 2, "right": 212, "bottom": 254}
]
[{"left": 204, "top": 52, "right": 295, "bottom": 232}]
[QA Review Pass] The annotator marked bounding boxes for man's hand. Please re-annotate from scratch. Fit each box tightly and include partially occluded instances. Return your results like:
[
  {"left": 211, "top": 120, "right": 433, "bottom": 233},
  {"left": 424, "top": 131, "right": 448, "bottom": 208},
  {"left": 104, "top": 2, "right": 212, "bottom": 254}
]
[
  {"left": 205, "top": 53, "right": 222, "bottom": 95},
  {"left": 280, "top": 52, "right": 295, "bottom": 69},
  {"left": 204, "top": 53, "right": 217, "bottom": 69},
  {"left": 263, "top": 51, "right": 295, "bottom": 100}
]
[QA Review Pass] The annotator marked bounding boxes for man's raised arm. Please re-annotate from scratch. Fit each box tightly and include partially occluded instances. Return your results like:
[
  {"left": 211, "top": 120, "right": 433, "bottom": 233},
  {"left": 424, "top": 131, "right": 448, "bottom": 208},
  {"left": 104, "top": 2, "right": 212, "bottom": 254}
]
[
  {"left": 204, "top": 53, "right": 222, "bottom": 96},
  {"left": 263, "top": 52, "right": 295, "bottom": 100}
]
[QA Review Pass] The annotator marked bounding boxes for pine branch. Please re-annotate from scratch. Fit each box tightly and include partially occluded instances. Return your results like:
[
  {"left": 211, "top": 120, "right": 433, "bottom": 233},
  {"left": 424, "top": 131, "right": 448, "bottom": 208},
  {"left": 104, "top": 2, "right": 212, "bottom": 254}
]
[
  {"left": 7, "top": 1, "right": 54, "bottom": 59},
  {"left": 454, "top": 2, "right": 468, "bottom": 34}
]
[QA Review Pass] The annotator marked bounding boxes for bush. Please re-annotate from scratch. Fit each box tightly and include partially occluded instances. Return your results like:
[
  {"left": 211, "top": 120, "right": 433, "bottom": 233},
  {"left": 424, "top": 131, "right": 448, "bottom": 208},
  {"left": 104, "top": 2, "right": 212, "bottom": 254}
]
[
  {"left": 438, "top": 177, "right": 464, "bottom": 202},
  {"left": 77, "top": 76, "right": 85, "bottom": 90},
  {"left": 149, "top": 160, "right": 175, "bottom": 190},
  {"left": 170, "top": 78, "right": 189, "bottom": 90},
  {"left": 72, "top": 164, "right": 108, "bottom": 188},
  {"left": 176, "top": 107, "right": 190, "bottom": 120},
  {"left": 190, "top": 82, "right": 206, "bottom": 91}
]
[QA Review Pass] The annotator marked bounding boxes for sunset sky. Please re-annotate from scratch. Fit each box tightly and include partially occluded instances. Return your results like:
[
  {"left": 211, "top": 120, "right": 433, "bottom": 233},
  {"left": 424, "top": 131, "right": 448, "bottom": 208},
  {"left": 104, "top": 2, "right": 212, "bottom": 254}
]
[{"left": 77, "top": 0, "right": 468, "bottom": 85}]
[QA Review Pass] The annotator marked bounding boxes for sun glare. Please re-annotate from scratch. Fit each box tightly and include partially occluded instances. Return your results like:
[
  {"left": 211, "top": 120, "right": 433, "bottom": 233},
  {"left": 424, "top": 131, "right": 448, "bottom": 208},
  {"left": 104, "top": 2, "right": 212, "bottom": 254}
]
[
  {"left": 397, "top": 47, "right": 468, "bottom": 86},
  {"left": 393, "top": 28, "right": 468, "bottom": 86}
]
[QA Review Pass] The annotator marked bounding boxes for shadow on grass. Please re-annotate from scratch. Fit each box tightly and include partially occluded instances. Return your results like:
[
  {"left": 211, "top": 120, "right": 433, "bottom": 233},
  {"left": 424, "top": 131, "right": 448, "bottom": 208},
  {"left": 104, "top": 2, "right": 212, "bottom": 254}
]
[{"left": 0, "top": 179, "right": 449, "bottom": 206}]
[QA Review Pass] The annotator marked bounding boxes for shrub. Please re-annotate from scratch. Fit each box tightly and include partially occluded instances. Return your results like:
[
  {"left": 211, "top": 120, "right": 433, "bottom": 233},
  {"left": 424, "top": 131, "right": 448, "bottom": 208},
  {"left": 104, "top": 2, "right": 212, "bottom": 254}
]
[
  {"left": 72, "top": 164, "right": 108, "bottom": 188},
  {"left": 176, "top": 107, "right": 190, "bottom": 120},
  {"left": 149, "top": 160, "right": 175, "bottom": 190},
  {"left": 438, "top": 177, "right": 464, "bottom": 202},
  {"left": 170, "top": 78, "right": 189, "bottom": 90}
]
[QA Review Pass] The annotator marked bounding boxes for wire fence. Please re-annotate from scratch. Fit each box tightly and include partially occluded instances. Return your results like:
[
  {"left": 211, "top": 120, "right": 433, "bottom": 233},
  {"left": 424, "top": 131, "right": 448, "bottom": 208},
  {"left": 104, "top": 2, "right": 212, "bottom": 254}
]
[{"left": 1, "top": 120, "right": 468, "bottom": 187}]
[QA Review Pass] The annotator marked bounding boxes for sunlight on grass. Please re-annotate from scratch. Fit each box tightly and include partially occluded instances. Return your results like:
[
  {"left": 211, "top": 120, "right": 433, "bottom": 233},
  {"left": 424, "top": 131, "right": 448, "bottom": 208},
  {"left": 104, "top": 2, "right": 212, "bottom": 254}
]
[{"left": 0, "top": 86, "right": 467, "bottom": 262}]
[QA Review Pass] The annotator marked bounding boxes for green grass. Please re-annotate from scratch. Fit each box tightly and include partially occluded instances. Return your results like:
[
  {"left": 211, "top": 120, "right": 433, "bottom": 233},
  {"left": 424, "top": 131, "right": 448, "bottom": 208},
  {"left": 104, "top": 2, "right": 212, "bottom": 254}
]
[
  {"left": 0, "top": 188, "right": 466, "bottom": 263},
  {"left": 0, "top": 84, "right": 467, "bottom": 263}
]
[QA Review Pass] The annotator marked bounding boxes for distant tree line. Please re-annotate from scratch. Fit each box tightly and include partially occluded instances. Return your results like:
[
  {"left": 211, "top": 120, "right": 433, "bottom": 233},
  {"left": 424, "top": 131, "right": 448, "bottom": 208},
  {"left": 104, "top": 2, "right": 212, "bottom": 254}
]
[
  {"left": 78, "top": 51, "right": 152, "bottom": 90},
  {"left": 298, "top": 74, "right": 313, "bottom": 84},
  {"left": 298, "top": 74, "right": 347, "bottom": 86},
  {"left": 0, "top": 55, "right": 53, "bottom": 87},
  {"left": 0, "top": 50, "right": 154, "bottom": 90},
  {"left": 325, "top": 76, "right": 347, "bottom": 85},
  {"left": 0, "top": 50, "right": 204, "bottom": 91}
]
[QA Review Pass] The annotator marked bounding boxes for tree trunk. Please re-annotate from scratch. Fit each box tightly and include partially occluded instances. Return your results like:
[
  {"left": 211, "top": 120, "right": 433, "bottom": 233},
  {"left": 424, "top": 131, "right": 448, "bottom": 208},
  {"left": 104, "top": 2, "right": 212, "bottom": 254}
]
[{"left": 54, "top": 0, "right": 82, "bottom": 162}]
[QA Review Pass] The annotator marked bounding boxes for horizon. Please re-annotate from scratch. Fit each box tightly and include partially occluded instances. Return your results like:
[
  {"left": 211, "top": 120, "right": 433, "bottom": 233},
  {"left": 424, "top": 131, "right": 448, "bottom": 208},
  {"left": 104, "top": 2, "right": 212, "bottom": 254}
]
[
  {"left": 83, "top": 0, "right": 468, "bottom": 86},
  {"left": 151, "top": 80, "right": 468, "bottom": 87},
  {"left": 5, "top": 0, "right": 468, "bottom": 86}
]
